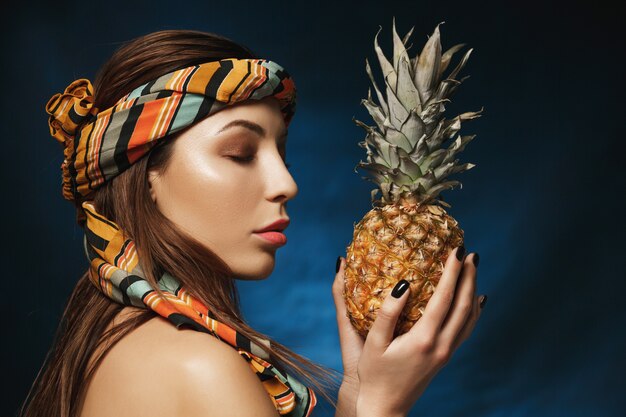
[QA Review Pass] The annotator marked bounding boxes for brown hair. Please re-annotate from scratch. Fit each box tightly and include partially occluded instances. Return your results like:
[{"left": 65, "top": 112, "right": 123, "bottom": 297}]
[{"left": 20, "top": 29, "right": 342, "bottom": 417}]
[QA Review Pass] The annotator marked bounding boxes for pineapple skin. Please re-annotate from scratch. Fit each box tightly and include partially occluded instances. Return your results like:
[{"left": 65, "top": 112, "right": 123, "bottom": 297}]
[{"left": 343, "top": 197, "right": 463, "bottom": 339}]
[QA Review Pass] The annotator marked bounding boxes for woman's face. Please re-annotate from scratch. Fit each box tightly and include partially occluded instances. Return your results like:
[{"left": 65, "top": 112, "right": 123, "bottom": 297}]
[{"left": 147, "top": 96, "right": 298, "bottom": 280}]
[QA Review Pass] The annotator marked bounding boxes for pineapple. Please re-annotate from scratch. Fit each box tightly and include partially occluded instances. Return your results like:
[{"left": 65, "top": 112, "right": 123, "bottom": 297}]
[{"left": 343, "top": 18, "right": 483, "bottom": 339}]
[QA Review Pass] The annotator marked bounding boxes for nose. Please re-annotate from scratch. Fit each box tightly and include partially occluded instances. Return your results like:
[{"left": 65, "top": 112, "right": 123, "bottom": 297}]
[{"left": 265, "top": 153, "right": 298, "bottom": 204}]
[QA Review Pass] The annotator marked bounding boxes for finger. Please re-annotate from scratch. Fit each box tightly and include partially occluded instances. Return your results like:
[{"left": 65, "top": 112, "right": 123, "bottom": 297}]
[
  {"left": 364, "top": 279, "right": 411, "bottom": 352},
  {"left": 438, "top": 253, "right": 477, "bottom": 347},
  {"left": 331, "top": 257, "right": 365, "bottom": 358},
  {"left": 451, "top": 294, "right": 482, "bottom": 352},
  {"left": 414, "top": 246, "right": 466, "bottom": 338},
  {"left": 332, "top": 257, "right": 351, "bottom": 326},
  {"left": 331, "top": 257, "right": 346, "bottom": 314}
]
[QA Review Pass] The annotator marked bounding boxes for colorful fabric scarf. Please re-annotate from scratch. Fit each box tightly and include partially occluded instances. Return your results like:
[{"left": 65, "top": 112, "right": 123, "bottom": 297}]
[
  {"left": 46, "top": 59, "right": 317, "bottom": 416},
  {"left": 45, "top": 58, "right": 296, "bottom": 202},
  {"left": 82, "top": 201, "right": 317, "bottom": 416}
]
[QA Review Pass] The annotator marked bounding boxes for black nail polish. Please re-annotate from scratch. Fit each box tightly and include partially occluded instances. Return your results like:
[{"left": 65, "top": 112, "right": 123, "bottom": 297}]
[
  {"left": 456, "top": 246, "right": 466, "bottom": 261},
  {"left": 479, "top": 295, "right": 488, "bottom": 309},
  {"left": 335, "top": 256, "right": 342, "bottom": 273},
  {"left": 392, "top": 279, "right": 410, "bottom": 298},
  {"left": 473, "top": 253, "right": 480, "bottom": 267}
]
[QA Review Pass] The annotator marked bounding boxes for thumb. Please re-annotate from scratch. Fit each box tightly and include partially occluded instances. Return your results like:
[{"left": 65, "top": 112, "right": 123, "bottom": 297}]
[
  {"left": 332, "top": 257, "right": 365, "bottom": 344},
  {"left": 332, "top": 256, "right": 365, "bottom": 372},
  {"left": 365, "top": 279, "right": 411, "bottom": 351},
  {"left": 331, "top": 257, "right": 347, "bottom": 318}
]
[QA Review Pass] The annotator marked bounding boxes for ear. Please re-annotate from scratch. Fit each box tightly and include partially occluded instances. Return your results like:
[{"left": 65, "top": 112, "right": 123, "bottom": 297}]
[{"left": 147, "top": 169, "right": 160, "bottom": 204}]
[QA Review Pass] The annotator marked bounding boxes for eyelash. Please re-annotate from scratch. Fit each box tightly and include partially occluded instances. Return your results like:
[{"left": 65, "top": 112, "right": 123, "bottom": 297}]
[{"left": 230, "top": 156, "right": 291, "bottom": 169}]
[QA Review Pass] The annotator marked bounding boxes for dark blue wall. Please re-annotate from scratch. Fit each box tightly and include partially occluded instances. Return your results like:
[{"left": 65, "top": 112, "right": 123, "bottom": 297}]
[{"left": 3, "top": 0, "right": 624, "bottom": 416}]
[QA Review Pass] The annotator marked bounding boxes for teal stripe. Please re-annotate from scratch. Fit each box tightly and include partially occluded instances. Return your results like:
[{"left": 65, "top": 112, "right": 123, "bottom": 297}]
[
  {"left": 170, "top": 94, "right": 205, "bottom": 132},
  {"left": 158, "top": 272, "right": 181, "bottom": 293},
  {"left": 126, "top": 279, "right": 154, "bottom": 307},
  {"left": 127, "top": 83, "right": 147, "bottom": 101}
]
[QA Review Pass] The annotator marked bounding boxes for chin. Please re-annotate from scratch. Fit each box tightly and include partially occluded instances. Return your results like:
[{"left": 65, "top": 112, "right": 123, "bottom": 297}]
[
  {"left": 234, "top": 270, "right": 273, "bottom": 281},
  {"left": 232, "top": 253, "right": 276, "bottom": 280}
]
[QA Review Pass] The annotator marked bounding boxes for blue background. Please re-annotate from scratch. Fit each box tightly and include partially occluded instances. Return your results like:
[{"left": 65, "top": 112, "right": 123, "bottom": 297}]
[{"left": 3, "top": 0, "right": 625, "bottom": 416}]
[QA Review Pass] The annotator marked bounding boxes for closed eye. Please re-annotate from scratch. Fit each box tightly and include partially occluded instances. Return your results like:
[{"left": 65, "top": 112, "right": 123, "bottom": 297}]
[
  {"left": 228, "top": 155, "right": 291, "bottom": 169},
  {"left": 229, "top": 155, "right": 256, "bottom": 163}
]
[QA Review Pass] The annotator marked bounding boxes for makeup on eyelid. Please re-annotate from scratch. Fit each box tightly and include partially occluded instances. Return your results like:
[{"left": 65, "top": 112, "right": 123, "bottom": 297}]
[{"left": 218, "top": 136, "right": 287, "bottom": 164}]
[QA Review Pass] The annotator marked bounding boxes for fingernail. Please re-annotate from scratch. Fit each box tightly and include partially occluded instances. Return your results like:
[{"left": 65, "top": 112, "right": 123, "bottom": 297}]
[
  {"left": 479, "top": 295, "right": 488, "bottom": 309},
  {"left": 335, "top": 256, "right": 342, "bottom": 273},
  {"left": 473, "top": 253, "right": 480, "bottom": 267},
  {"left": 456, "top": 245, "right": 466, "bottom": 261},
  {"left": 392, "top": 279, "right": 410, "bottom": 298}
]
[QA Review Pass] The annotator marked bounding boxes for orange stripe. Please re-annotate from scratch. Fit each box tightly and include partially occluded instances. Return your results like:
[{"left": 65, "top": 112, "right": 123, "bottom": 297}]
[
  {"left": 189, "top": 293, "right": 209, "bottom": 312},
  {"left": 126, "top": 102, "right": 159, "bottom": 163},
  {"left": 165, "top": 68, "right": 185, "bottom": 92},
  {"left": 149, "top": 94, "right": 181, "bottom": 140},
  {"left": 215, "top": 321, "right": 237, "bottom": 345},
  {"left": 121, "top": 97, "right": 137, "bottom": 110},
  {"left": 167, "top": 66, "right": 194, "bottom": 92},
  {"left": 117, "top": 240, "right": 136, "bottom": 270}
]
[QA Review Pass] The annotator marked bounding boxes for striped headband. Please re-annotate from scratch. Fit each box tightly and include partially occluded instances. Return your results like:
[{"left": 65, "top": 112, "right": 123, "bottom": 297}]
[{"left": 45, "top": 58, "right": 296, "bottom": 202}]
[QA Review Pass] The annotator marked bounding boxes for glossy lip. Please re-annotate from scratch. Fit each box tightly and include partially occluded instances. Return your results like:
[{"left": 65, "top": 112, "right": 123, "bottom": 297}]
[
  {"left": 253, "top": 231, "right": 287, "bottom": 246},
  {"left": 253, "top": 218, "right": 290, "bottom": 233}
]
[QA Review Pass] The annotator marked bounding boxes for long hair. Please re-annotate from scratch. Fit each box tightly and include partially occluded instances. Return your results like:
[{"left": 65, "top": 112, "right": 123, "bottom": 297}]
[{"left": 20, "top": 29, "right": 342, "bottom": 417}]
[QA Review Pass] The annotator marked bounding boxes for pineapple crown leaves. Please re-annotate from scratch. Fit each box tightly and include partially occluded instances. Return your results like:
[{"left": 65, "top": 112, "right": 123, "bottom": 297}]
[{"left": 353, "top": 17, "right": 484, "bottom": 207}]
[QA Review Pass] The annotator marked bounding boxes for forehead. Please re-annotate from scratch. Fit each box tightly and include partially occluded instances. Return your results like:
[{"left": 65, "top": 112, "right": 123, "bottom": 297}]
[{"left": 216, "top": 119, "right": 288, "bottom": 145}]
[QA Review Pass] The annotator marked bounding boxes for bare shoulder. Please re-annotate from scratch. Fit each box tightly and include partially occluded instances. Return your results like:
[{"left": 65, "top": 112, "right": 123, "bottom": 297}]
[
  {"left": 172, "top": 323, "right": 281, "bottom": 416},
  {"left": 80, "top": 307, "right": 279, "bottom": 417}
]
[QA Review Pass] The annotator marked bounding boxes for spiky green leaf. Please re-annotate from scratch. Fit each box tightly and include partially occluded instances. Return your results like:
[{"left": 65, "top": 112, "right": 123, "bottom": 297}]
[
  {"left": 388, "top": 167, "right": 414, "bottom": 185},
  {"left": 396, "top": 55, "right": 421, "bottom": 112},
  {"left": 355, "top": 21, "right": 481, "bottom": 204},
  {"left": 448, "top": 48, "right": 473, "bottom": 80},
  {"left": 365, "top": 58, "right": 389, "bottom": 116},
  {"left": 361, "top": 94, "right": 387, "bottom": 133},
  {"left": 374, "top": 26, "right": 397, "bottom": 90},
  {"left": 400, "top": 109, "right": 426, "bottom": 149},
  {"left": 384, "top": 75, "right": 410, "bottom": 129},
  {"left": 439, "top": 43, "right": 466, "bottom": 79},
  {"left": 415, "top": 24, "right": 442, "bottom": 103},
  {"left": 391, "top": 16, "right": 409, "bottom": 76}
]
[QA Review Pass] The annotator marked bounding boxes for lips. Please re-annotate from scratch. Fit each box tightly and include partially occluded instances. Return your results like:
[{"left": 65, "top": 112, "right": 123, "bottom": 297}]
[
  {"left": 254, "top": 231, "right": 287, "bottom": 245},
  {"left": 253, "top": 218, "right": 290, "bottom": 247},
  {"left": 254, "top": 218, "right": 290, "bottom": 233}
]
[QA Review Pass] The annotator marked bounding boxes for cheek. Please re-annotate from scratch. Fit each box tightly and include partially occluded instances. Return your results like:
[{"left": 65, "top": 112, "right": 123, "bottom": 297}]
[{"left": 155, "top": 150, "right": 257, "bottom": 249}]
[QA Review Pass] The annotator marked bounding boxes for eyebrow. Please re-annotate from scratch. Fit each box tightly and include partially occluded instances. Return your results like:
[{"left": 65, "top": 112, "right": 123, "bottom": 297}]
[{"left": 216, "top": 119, "right": 288, "bottom": 143}]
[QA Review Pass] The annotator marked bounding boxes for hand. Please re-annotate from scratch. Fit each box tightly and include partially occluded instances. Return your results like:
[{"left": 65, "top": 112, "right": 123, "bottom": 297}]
[{"left": 334, "top": 247, "right": 483, "bottom": 417}]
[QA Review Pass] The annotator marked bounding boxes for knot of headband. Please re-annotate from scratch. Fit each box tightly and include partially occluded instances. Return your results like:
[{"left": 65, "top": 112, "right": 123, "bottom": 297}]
[
  {"left": 46, "top": 78, "right": 100, "bottom": 142},
  {"left": 45, "top": 78, "right": 100, "bottom": 200},
  {"left": 45, "top": 58, "right": 296, "bottom": 202}
]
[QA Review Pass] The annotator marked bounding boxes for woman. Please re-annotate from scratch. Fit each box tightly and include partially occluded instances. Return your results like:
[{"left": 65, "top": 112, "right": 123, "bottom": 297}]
[{"left": 21, "top": 29, "right": 485, "bottom": 417}]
